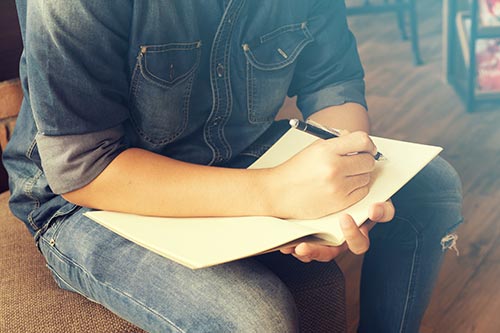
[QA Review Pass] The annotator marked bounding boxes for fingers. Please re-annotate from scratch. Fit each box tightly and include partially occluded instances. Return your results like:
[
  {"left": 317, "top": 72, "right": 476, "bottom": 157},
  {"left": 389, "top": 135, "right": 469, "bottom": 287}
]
[
  {"left": 284, "top": 201, "right": 395, "bottom": 262},
  {"left": 340, "top": 214, "right": 370, "bottom": 255},
  {"left": 284, "top": 214, "right": 375, "bottom": 262},
  {"left": 328, "top": 131, "right": 378, "bottom": 157},
  {"left": 338, "top": 153, "right": 376, "bottom": 176},
  {"left": 368, "top": 200, "right": 395, "bottom": 223},
  {"left": 360, "top": 220, "right": 377, "bottom": 233},
  {"left": 291, "top": 242, "right": 348, "bottom": 263},
  {"left": 279, "top": 247, "right": 295, "bottom": 255}
]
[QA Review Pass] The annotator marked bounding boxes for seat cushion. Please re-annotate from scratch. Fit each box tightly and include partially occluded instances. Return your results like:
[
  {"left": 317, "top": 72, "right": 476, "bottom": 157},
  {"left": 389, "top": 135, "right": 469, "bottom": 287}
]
[
  {"left": 0, "top": 191, "right": 346, "bottom": 332},
  {"left": 0, "top": 191, "right": 146, "bottom": 332}
]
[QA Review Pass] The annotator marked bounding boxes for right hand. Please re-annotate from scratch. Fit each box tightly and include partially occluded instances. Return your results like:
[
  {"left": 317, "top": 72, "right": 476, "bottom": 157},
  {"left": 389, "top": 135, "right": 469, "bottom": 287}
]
[{"left": 268, "top": 131, "right": 378, "bottom": 219}]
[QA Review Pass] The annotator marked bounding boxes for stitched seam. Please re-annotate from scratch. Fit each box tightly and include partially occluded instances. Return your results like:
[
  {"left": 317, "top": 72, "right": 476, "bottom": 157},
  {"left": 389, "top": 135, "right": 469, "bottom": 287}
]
[
  {"left": 129, "top": 60, "right": 141, "bottom": 98},
  {"left": 395, "top": 215, "right": 421, "bottom": 333},
  {"left": 179, "top": 74, "right": 195, "bottom": 143},
  {"left": 204, "top": 0, "right": 241, "bottom": 164},
  {"left": 25, "top": 135, "right": 37, "bottom": 159},
  {"left": 142, "top": 41, "right": 201, "bottom": 52},
  {"left": 143, "top": 49, "right": 200, "bottom": 86},
  {"left": 204, "top": 1, "right": 225, "bottom": 165},
  {"left": 246, "top": 35, "right": 313, "bottom": 71},
  {"left": 24, "top": 169, "right": 43, "bottom": 231},
  {"left": 140, "top": 49, "right": 200, "bottom": 88},
  {"left": 130, "top": 50, "right": 199, "bottom": 145},
  {"left": 246, "top": 60, "right": 254, "bottom": 123},
  {"left": 260, "top": 22, "right": 305, "bottom": 43},
  {"left": 218, "top": 1, "right": 245, "bottom": 162},
  {"left": 34, "top": 206, "right": 79, "bottom": 245}
]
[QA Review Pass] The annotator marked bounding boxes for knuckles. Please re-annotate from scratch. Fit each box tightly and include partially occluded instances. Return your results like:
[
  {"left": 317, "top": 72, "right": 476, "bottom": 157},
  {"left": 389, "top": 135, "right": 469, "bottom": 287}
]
[{"left": 352, "top": 131, "right": 376, "bottom": 153}]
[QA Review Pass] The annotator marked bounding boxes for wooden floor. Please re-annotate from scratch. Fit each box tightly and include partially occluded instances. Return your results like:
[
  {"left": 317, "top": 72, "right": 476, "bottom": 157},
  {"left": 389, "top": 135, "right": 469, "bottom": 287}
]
[{"left": 337, "top": 1, "right": 500, "bottom": 332}]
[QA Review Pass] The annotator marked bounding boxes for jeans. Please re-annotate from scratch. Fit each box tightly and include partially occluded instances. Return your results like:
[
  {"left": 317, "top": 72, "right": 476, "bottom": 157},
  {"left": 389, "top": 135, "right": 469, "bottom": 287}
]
[{"left": 37, "top": 156, "right": 462, "bottom": 333}]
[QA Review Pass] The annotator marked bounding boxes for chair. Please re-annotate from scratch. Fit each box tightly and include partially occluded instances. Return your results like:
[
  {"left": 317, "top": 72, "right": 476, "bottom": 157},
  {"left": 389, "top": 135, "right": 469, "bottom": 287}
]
[
  {"left": 0, "top": 79, "right": 347, "bottom": 332},
  {"left": 346, "top": 0, "right": 423, "bottom": 65}
]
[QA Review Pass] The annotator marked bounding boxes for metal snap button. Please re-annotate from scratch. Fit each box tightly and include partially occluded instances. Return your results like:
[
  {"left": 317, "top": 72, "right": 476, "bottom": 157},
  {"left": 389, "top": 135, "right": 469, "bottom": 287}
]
[{"left": 216, "top": 63, "right": 225, "bottom": 77}]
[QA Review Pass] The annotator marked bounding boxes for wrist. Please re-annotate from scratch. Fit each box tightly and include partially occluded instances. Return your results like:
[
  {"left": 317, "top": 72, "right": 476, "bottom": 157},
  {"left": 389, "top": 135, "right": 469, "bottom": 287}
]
[{"left": 252, "top": 167, "right": 282, "bottom": 217}]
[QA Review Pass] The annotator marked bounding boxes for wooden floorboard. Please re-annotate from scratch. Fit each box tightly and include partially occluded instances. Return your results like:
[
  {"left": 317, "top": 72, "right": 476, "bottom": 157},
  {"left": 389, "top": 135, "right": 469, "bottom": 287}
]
[{"left": 339, "top": 0, "right": 500, "bottom": 332}]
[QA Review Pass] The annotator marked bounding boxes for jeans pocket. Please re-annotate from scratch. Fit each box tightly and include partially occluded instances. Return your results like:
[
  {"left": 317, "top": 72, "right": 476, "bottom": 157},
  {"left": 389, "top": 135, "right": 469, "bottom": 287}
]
[
  {"left": 129, "top": 41, "right": 202, "bottom": 145},
  {"left": 38, "top": 209, "right": 101, "bottom": 303},
  {"left": 243, "top": 22, "right": 313, "bottom": 124}
]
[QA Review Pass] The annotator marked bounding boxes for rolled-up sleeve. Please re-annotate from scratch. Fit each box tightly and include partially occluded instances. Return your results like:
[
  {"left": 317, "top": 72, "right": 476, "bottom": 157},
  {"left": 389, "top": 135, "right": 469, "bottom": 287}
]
[
  {"left": 36, "top": 126, "right": 127, "bottom": 194},
  {"left": 289, "top": 0, "right": 367, "bottom": 120},
  {"left": 24, "top": 1, "right": 132, "bottom": 192}
]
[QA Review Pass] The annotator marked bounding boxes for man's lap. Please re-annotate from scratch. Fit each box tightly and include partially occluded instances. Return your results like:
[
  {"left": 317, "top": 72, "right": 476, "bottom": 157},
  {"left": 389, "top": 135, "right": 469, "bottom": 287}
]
[
  {"left": 36, "top": 154, "right": 462, "bottom": 332},
  {"left": 38, "top": 209, "right": 298, "bottom": 332}
]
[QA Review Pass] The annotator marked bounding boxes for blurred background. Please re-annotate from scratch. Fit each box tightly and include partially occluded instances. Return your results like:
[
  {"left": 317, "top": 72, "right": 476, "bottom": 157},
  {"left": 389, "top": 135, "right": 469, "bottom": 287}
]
[
  {"left": 1, "top": 0, "right": 499, "bottom": 332},
  {"left": 338, "top": 0, "right": 500, "bottom": 332}
]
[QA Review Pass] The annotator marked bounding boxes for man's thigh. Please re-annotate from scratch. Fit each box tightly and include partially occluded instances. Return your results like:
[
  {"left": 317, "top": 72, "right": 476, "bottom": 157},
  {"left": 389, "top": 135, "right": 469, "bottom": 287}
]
[{"left": 38, "top": 208, "right": 298, "bottom": 333}]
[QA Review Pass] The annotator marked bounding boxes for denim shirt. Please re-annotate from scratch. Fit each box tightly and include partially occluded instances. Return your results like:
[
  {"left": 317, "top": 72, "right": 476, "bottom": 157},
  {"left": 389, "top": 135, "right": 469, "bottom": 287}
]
[{"left": 4, "top": 0, "right": 366, "bottom": 237}]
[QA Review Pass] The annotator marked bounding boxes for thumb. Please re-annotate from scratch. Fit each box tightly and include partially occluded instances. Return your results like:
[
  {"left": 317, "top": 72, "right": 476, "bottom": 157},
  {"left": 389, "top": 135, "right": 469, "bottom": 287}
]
[{"left": 340, "top": 214, "right": 370, "bottom": 255}]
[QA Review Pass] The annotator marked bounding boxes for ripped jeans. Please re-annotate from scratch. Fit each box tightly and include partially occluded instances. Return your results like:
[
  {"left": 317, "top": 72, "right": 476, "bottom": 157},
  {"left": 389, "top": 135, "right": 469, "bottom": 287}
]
[
  {"left": 358, "top": 156, "right": 463, "bottom": 332},
  {"left": 37, "top": 156, "right": 462, "bottom": 333}
]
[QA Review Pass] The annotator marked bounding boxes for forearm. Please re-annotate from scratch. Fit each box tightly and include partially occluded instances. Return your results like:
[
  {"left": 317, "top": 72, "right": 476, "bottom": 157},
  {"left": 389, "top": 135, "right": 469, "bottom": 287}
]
[
  {"left": 307, "top": 102, "right": 370, "bottom": 134},
  {"left": 63, "top": 148, "right": 275, "bottom": 217},
  {"left": 62, "top": 103, "right": 370, "bottom": 218}
]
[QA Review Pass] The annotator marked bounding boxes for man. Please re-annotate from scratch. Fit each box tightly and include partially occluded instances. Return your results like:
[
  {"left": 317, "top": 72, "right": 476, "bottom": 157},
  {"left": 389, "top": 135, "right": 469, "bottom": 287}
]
[{"left": 4, "top": 1, "right": 463, "bottom": 332}]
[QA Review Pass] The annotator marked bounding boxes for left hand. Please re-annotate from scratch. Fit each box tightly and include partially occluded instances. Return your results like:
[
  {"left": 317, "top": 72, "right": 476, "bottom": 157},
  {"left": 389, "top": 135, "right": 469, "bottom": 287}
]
[{"left": 280, "top": 200, "right": 395, "bottom": 262}]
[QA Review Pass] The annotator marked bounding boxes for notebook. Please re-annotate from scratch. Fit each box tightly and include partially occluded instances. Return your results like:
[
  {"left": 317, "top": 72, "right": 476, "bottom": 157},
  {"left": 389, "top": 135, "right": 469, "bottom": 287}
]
[{"left": 85, "top": 128, "right": 442, "bottom": 269}]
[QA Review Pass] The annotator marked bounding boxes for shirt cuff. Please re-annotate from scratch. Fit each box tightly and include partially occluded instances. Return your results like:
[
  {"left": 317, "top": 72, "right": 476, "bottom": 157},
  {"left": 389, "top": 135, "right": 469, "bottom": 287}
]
[
  {"left": 36, "top": 125, "right": 127, "bottom": 194},
  {"left": 297, "top": 79, "right": 367, "bottom": 120}
]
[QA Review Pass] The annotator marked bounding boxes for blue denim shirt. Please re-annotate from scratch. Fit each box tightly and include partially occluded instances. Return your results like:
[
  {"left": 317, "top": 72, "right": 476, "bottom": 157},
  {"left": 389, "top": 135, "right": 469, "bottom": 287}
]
[{"left": 4, "top": 0, "right": 366, "bottom": 237}]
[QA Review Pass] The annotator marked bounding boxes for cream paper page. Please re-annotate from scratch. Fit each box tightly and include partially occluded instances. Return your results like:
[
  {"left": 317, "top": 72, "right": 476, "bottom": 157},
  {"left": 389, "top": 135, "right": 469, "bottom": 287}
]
[{"left": 290, "top": 135, "right": 443, "bottom": 245}]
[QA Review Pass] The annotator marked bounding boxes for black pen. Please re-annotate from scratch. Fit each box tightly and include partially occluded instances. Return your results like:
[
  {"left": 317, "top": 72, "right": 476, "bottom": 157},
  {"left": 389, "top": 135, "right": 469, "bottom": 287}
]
[{"left": 289, "top": 118, "right": 386, "bottom": 161}]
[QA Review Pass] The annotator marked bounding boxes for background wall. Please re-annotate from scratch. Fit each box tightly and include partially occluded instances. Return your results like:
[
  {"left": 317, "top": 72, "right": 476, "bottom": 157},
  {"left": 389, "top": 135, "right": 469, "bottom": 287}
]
[
  {"left": 0, "top": 0, "right": 22, "bottom": 192},
  {"left": 0, "top": 0, "right": 23, "bottom": 82}
]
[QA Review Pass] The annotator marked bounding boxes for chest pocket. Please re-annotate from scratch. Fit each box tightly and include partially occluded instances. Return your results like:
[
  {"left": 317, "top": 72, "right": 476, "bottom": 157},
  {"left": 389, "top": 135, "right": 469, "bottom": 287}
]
[
  {"left": 243, "top": 22, "right": 313, "bottom": 124},
  {"left": 129, "top": 41, "right": 201, "bottom": 146}
]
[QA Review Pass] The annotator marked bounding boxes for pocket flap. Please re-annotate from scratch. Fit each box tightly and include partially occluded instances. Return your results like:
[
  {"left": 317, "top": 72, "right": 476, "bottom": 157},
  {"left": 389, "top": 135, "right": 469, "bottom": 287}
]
[
  {"left": 242, "top": 22, "right": 313, "bottom": 71},
  {"left": 140, "top": 41, "right": 201, "bottom": 85}
]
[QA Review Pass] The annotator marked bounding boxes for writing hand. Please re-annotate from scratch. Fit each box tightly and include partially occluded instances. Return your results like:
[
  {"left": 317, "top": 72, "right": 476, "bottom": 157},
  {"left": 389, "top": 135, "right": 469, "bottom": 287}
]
[
  {"left": 280, "top": 200, "right": 395, "bottom": 262},
  {"left": 269, "top": 131, "right": 378, "bottom": 219}
]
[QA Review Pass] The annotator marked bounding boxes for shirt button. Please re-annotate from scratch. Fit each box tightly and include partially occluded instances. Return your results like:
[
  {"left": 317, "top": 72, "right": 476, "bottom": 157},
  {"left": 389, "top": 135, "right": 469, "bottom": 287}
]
[{"left": 216, "top": 63, "right": 225, "bottom": 77}]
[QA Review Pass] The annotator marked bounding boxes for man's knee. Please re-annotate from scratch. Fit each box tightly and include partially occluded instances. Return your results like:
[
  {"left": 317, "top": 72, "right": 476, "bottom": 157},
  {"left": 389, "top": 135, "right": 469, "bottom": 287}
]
[
  {"left": 392, "top": 156, "right": 463, "bottom": 237},
  {"left": 412, "top": 156, "right": 462, "bottom": 201}
]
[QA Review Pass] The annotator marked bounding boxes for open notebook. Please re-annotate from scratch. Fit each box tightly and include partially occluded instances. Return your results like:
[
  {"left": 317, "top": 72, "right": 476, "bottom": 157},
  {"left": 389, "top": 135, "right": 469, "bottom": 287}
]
[{"left": 85, "top": 128, "right": 442, "bottom": 269}]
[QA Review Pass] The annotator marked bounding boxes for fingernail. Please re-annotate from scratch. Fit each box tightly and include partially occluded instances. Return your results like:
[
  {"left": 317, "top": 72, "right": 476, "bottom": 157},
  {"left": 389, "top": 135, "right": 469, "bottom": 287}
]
[{"left": 373, "top": 205, "right": 383, "bottom": 220}]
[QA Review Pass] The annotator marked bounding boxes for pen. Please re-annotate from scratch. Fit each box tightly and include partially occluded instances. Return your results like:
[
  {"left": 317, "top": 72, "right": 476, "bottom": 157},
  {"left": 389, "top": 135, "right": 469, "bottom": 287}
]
[{"left": 289, "top": 118, "right": 386, "bottom": 161}]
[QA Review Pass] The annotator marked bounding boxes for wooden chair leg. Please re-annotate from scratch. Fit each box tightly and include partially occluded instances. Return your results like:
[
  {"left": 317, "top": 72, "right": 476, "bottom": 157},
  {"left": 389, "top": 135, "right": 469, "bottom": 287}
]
[
  {"left": 408, "top": 0, "right": 423, "bottom": 65},
  {"left": 395, "top": 0, "right": 409, "bottom": 40}
]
